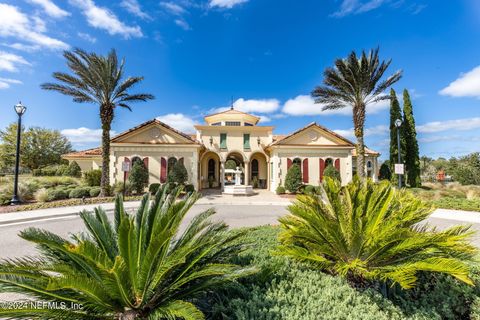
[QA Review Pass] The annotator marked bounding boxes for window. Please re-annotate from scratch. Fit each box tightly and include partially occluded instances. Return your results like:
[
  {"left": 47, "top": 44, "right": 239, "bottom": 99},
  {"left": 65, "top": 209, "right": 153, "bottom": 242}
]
[
  {"left": 220, "top": 133, "right": 227, "bottom": 149},
  {"left": 252, "top": 159, "right": 259, "bottom": 178},
  {"left": 208, "top": 159, "right": 215, "bottom": 179},
  {"left": 211, "top": 122, "right": 221, "bottom": 126},
  {"left": 293, "top": 158, "right": 302, "bottom": 167},
  {"left": 167, "top": 157, "right": 177, "bottom": 173},
  {"left": 243, "top": 134, "right": 250, "bottom": 150},
  {"left": 325, "top": 158, "right": 333, "bottom": 167},
  {"left": 244, "top": 122, "right": 253, "bottom": 126},
  {"left": 225, "top": 121, "right": 241, "bottom": 126}
]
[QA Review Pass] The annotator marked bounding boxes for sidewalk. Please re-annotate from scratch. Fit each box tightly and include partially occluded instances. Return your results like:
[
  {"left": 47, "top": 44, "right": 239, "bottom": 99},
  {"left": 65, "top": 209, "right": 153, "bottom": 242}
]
[{"left": 430, "top": 208, "right": 480, "bottom": 224}]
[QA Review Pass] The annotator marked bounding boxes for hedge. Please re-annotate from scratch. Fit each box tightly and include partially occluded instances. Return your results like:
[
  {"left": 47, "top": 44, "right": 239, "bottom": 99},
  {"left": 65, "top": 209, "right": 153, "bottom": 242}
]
[{"left": 68, "top": 187, "right": 91, "bottom": 199}]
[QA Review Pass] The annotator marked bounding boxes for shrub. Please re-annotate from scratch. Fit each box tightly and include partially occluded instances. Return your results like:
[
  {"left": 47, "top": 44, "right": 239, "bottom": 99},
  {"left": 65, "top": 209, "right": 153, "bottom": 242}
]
[
  {"left": 323, "top": 164, "right": 341, "bottom": 182},
  {"left": 89, "top": 187, "right": 101, "bottom": 197},
  {"left": 277, "top": 177, "right": 477, "bottom": 289},
  {"left": 304, "top": 185, "right": 316, "bottom": 194},
  {"left": 284, "top": 164, "right": 302, "bottom": 193},
  {"left": 148, "top": 183, "right": 161, "bottom": 195},
  {"left": 128, "top": 161, "right": 149, "bottom": 194},
  {"left": 276, "top": 185, "right": 286, "bottom": 195},
  {"left": 379, "top": 162, "right": 392, "bottom": 180},
  {"left": 167, "top": 161, "right": 188, "bottom": 185},
  {"left": 56, "top": 164, "right": 69, "bottom": 176},
  {"left": 32, "top": 176, "right": 79, "bottom": 189},
  {"left": 113, "top": 181, "right": 132, "bottom": 196},
  {"left": 68, "top": 187, "right": 91, "bottom": 199},
  {"left": 83, "top": 169, "right": 102, "bottom": 187},
  {"left": 65, "top": 161, "right": 82, "bottom": 177},
  {"left": 34, "top": 188, "right": 49, "bottom": 203},
  {"left": 184, "top": 184, "right": 195, "bottom": 193},
  {"left": 46, "top": 188, "right": 69, "bottom": 202},
  {"left": 0, "top": 186, "right": 252, "bottom": 319}
]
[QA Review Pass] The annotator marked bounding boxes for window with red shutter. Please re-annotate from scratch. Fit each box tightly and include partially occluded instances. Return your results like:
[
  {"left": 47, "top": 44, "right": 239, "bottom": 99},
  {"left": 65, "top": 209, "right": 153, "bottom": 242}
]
[
  {"left": 160, "top": 157, "right": 167, "bottom": 183},
  {"left": 319, "top": 159, "right": 325, "bottom": 182}
]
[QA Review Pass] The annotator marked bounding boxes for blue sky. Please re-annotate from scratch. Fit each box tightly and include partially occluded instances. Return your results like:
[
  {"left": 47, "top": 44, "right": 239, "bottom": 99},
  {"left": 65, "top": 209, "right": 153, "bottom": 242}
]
[{"left": 0, "top": 0, "right": 479, "bottom": 160}]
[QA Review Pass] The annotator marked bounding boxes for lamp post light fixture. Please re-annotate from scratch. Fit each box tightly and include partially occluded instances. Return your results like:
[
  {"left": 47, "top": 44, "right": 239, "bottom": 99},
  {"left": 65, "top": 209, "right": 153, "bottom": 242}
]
[
  {"left": 257, "top": 136, "right": 261, "bottom": 146},
  {"left": 10, "top": 102, "right": 26, "bottom": 205},
  {"left": 394, "top": 118, "right": 403, "bottom": 188}
]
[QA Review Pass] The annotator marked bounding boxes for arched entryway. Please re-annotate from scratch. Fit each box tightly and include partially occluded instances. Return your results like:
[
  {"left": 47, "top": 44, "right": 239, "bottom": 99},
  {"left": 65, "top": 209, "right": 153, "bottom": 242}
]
[
  {"left": 225, "top": 152, "right": 245, "bottom": 185},
  {"left": 200, "top": 151, "right": 221, "bottom": 189},
  {"left": 249, "top": 152, "right": 268, "bottom": 189}
]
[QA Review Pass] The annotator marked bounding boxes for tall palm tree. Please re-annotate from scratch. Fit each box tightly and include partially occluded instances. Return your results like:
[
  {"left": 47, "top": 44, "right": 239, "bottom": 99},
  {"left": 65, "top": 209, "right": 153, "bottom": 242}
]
[
  {"left": 41, "top": 48, "right": 154, "bottom": 196},
  {"left": 0, "top": 186, "right": 252, "bottom": 319},
  {"left": 312, "top": 48, "right": 402, "bottom": 179}
]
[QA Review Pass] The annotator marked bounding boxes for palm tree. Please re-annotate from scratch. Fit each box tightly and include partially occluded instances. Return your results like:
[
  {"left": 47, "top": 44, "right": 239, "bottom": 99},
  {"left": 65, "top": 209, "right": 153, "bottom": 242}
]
[
  {"left": 0, "top": 186, "right": 252, "bottom": 319},
  {"left": 277, "top": 177, "right": 477, "bottom": 290},
  {"left": 41, "top": 48, "right": 154, "bottom": 196},
  {"left": 312, "top": 48, "right": 402, "bottom": 178}
]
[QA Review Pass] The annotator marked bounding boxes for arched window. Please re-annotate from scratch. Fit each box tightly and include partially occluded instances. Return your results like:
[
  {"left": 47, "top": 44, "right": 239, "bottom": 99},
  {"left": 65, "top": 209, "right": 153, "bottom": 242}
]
[
  {"left": 367, "top": 160, "right": 373, "bottom": 178},
  {"left": 251, "top": 159, "right": 259, "bottom": 179},
  {"left": 292, "top": 158, "right": 301, "bottom": 167},
  {"left": 208, "top": 159, "right": 215, "bottom": 180},
  {"left": 167, "top": 157, "right": 177, "bottom": 173},
  {"left": 325, "top": 158, "right": 333, "bottom": 167}
]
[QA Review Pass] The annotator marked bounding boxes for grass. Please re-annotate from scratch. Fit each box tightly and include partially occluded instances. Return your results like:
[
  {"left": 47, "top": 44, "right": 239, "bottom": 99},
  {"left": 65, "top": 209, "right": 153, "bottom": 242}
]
[{"left": 410, "top": 182, "right": 480, "bottom": 212}]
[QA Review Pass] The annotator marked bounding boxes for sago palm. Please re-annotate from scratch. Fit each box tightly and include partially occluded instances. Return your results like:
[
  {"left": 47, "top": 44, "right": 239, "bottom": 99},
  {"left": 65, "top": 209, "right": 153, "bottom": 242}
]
[
  {"left": 0, "top": 186, "right": 252, "bottom": 319},
  {"left": 277, "top": 177, "right": 477, "bottom": 289},
  {"left": 41, "top": 48, "right": 154, "bottom": 196},
  {"left": 311, "top": 48, "right": 402, "bottom": 178}
]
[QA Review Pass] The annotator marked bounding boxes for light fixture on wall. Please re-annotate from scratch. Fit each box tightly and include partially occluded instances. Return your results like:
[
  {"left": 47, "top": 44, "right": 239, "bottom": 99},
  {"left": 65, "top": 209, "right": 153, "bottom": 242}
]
[
  {"left": 209, "top": 136, "right": 213, "bottom": 146},
  {"left": 257, "top": 137, "right": 261, "bottom": 145}
]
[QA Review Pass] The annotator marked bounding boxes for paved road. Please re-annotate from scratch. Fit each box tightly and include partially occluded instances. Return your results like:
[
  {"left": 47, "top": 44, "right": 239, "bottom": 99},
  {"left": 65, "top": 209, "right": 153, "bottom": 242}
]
[{"left": 1, "top": 205, "right": 480, "bottom": 260}]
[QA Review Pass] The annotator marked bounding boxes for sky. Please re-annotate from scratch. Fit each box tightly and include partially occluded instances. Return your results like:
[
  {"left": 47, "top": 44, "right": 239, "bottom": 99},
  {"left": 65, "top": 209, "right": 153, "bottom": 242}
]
[{"left": 0, "top": 0, "right": 479, "bottom": 160}]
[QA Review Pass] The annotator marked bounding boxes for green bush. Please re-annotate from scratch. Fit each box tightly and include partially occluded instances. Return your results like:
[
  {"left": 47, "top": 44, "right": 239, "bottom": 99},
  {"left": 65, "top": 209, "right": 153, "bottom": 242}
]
[
  {"left": 56, "top": 164, "right": 69, "bottom": 176},
  {"left": 284, "top": 164, "right": 302, "bottom": 193},
  {"left": 83, "top": 169, "right": 102, "bottom": 187},
  {"left": 276, "top": 185, "right": 286, "bottom": 195},
  {"left": 68, "top": 187, "right": 91, "bottom": 199},
  {"left": 46, "top": 188, "right": 69, "bottom": 202},
  {"left": 323, "top": 164, "right": 341, "bottom": 182},
  {"left": 184, "top": 184, "right": 195, "bottom": 193},
  {"left": 379, "top": 162, "right": 392, "bottom": 180},
  {"left": 113, "top": 181, "right": 132, "bottom": 196},
  {"left": 304, "top": 185, "right": 316, "bottom": 194},
  {"left": 148, "top": 183, "right": 160, "bottom": 195},
  {"left": 34, "top": 188, "right": 49, "bottom": 203},
  {"left": 89, "top": 187, "right": 101, "bottom": 197},
  {"left": 167, "top": 161, "right": 188, "bottom": 185},
  {"left": 128, "top": 161, "right": 149, "bottom": 194},
  {"left": 65, "top": 161, "right": 82, "bottom": 177}
]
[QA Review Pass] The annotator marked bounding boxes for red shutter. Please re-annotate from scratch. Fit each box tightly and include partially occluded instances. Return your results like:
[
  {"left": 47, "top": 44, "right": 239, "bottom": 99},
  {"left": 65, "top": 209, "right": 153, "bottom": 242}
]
[
  {"left": 302, "top": 158, "right": 309, "bottom": 183},
  {"left": 160, "top": 157, "right": 167, "bottom": 183},
  {"left": 287, "top": 158, "right": 292, "bottom": 170},
  {"left": 143, "top": 157, "right": 149, "bottom": 169},
  {"left": 319, "top": 159, "right": 325, "bottom": 182},
  {"left": 124, "top": 157, "right": 131, "bottom": 181},
  {"left": 335, "top": 158, "right": 340, "bottom": 171}
]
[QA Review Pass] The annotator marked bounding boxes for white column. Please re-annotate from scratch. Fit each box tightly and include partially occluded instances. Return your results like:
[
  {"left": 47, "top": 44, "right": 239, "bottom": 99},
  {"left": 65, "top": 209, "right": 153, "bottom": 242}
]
[
  {"left": 192, "top": 151, "right": 199, "bottom": 190},
  {"left": 244, "top": 161, "right": 250, "bottom": 186},
  {"left": 220, "top": 161, "right": 225, "bottom": 191}
]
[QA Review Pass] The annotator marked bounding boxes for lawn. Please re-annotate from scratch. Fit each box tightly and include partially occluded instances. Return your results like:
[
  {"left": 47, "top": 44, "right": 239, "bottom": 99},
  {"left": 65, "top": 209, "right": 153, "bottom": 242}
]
[
  {"left": 411, "top": 182, "right": 480, "bottom": 212},
  {"left": 201, "top": 226, "right": 480, "bottom": 319}
]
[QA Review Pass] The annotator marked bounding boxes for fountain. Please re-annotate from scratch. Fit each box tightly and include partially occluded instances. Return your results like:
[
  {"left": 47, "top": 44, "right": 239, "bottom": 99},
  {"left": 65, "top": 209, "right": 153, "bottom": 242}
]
[{"left": 223, "top": 166, "right": 254, "bottom": 196}]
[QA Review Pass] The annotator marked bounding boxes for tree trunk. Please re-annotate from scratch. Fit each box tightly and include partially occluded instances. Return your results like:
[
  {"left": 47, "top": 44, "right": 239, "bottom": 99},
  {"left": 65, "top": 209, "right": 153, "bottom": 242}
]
[
  {"left": 117, "top": 310, "right": 139, "bottom": 320},
  {"left": 353, "top": 104, "right": 366, "bottom": 180},
  {"left": 100, "top": 104, "right": 114, "bottom": 197}
]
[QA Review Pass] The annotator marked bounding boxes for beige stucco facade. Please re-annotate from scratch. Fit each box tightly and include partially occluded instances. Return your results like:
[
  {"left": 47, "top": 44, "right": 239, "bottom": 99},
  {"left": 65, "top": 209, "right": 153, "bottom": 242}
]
[{"left": 63, "top": 108, "right": 379, "bottom": 192}]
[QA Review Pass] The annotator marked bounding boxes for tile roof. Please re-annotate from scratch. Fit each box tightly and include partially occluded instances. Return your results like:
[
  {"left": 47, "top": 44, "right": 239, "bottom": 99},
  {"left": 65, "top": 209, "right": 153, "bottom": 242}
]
[
  {"left": 269, "top": 122, "right": 355, "bottom": 146},
  {"left": 63, "top": 147, "right": 102, "bottom": 158}
]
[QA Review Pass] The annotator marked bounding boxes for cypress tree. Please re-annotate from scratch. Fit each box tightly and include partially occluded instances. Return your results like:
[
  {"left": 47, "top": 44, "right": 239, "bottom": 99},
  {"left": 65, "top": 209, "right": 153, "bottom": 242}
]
[
  {"left": 403, "top": 89, "right": 421, "bottom": 187},
  {"left": 389, "top": 89, "right": 405, "bottom": 185}
]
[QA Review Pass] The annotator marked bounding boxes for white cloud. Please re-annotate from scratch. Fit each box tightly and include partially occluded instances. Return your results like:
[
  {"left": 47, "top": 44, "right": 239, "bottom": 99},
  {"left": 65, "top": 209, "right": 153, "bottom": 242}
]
[
  {"left": 209, "top": 0, "right": 248, "bottom": 9},
  {"left": 332, "top": 0, "right": 389, "bottom": 17},
  {"left": 61, "top": 127, "right": 116, "bottom": 145},
  {"left": 1, "top": 43, "right": 41, "bottom": 52},
  {"left": 120, "top": 0, "right": 151, "bottom": 20},
  {"left": 156, "top": 113, "right": 197, "bottom": 133},
  {"left": 439, "top": 66, "right": 480, "bottom": 98},
  {"left": 333, "top": 125, "right": 388, "bottom": 139},
  {"left": 0, "top": 77, "right": 22, "bottom": 89},
  {"left": 27, "top": 0, "right": 70, "bottom": 18},
  {"left": 69, "top": 0, "right": 143, "bottom": 38},
  {"left": 255, "top": 115, "right": 271, "bottom": 123},
  {"left": 211, "top": 98, "right": 280, "bottom": 114},
  {"left": 77, "top": 32, "right": 97, "bottom": 43},
  {"left": 417, "top": 117, "right": 480, "bottom": 133},
  {"left": 0, "top": 4, "right": 69, "bottom": 50},
  {"left": 175, "top": 19, "right": 191, "bottom": 30},
  {"left": 282, "top": 95, "right": 389, "bottom": 116},
  {"left": 160, "top": 2, "right": 186, "bottom": 15},
  {"left": 0, "top": 51, "right": 30, "bottom": 72}
]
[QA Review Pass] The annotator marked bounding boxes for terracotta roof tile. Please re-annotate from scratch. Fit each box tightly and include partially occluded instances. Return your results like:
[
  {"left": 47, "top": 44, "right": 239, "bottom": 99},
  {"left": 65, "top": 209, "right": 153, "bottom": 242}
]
[{"left": 63, "top": 147, "right": 102, "bottom": 158}]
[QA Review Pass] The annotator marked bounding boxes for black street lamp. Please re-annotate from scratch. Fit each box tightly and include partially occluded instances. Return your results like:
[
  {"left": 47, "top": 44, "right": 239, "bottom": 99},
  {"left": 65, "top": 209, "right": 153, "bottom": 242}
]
[
  {"left": 10, "top": 102, "right": 27, "bottom": 205},
  {"left": 394, "top": 118, "right": 403, "bottom": 188}
]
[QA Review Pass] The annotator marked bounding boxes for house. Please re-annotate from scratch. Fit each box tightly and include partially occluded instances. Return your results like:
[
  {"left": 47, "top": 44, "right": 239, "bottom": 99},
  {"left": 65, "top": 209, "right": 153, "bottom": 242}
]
[{"left": 63, "top": 108, "right": 380, "bottom": 192}]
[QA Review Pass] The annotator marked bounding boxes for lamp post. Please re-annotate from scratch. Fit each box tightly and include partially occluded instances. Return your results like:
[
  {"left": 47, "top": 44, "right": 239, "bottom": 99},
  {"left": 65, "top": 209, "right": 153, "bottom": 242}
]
[
  {"left": 394, "top": 118, "right": 403, "bottom": 188},
  {"left": 10, "top": 102, "right": 27, "bottom": 205}
]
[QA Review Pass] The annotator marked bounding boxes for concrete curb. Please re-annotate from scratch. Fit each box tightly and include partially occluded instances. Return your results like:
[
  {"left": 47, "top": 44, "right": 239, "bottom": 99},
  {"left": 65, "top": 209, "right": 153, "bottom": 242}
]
[
  {"left": 0, "top": 200, "right": 291, "bottom": 225},
  {"left": 430, "top": 208, "right": 480, "bottom": 224}
]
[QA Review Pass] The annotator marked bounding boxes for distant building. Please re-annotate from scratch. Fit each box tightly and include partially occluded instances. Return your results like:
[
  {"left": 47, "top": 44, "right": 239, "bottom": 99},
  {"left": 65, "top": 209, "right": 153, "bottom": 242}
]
[{"left": 63, "top": 108, "right": 379, "bottom": 192}]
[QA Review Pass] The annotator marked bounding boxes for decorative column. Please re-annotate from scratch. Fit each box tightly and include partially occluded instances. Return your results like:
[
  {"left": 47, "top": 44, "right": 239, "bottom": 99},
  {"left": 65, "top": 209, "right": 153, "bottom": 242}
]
[
  {"left": 220, "top": 161, "right": 225, "bottom": 192},
  {"left": 244, "top": 161, "right": 250, "bottom": 186}
]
